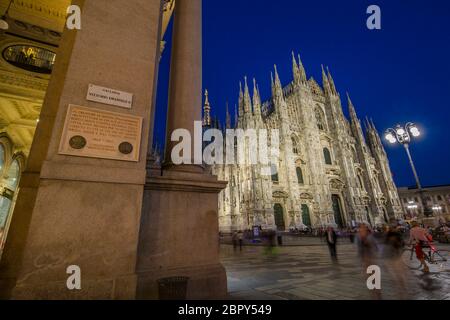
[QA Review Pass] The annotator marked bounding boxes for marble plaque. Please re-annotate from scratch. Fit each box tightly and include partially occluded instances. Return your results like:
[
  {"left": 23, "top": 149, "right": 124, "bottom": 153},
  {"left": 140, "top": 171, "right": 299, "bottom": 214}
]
[
  {"left": 87, "top": 84, "right": 133, "bottom": 109},
  {"left": 58, "top": 104, "right": 143, "bottom": 162}
]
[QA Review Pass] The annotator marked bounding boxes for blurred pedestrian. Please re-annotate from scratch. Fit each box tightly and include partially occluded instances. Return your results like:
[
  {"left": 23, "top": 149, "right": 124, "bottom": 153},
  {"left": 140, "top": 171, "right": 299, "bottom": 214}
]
[
  {"left": 357, "top": 223, "right": 380, "bottom": 299},
  {"left": 409, "top": 221, "right": 431, "bottom": 273},
  {"left": 357, "top": 224, "right": 377, "bottom": 269},
  {"left": 384, "top": 223, "right": 408, "bottom": 299},
  {"left": 325, "top": 226, "right": 338, "bottom": 261},
  {"left": 232, "top": 231, "right": 238, "bottom": 251},
  {"left": 348, "top": 227, "right": 355, "bottom": 243},
  {"left": 237, "top": 231, "right": 243, "bottom": 251}
]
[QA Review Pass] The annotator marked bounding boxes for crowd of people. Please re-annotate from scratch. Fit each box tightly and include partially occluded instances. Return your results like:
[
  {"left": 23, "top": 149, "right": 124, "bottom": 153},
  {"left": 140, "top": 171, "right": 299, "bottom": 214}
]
[
  {"left": 222, "top": 220, "right": 448, "bottom": 299},
  {"left": 225, "top": 219, "right": 448, "bottom": 273}
]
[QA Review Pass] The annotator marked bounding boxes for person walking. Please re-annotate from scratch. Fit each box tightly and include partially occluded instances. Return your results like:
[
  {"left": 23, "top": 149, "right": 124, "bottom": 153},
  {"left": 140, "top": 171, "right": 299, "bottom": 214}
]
[
  {"left": 325, "top": 226, "right": 338, "bottom": 261},
  {"left": 232, "top": 231, "right": 238, "bottom": 251},
  {"left": 357, "top": 223, "right": 380, "bottom": 299},
  {"left": 409, "top": 221, "right": 431, "bottom": 273},
  {"left": 384, "top": 223, "right": 409, "bottom": 298},
  {"left": 237, "top": 231, "right": 244, "bottom": 251}
]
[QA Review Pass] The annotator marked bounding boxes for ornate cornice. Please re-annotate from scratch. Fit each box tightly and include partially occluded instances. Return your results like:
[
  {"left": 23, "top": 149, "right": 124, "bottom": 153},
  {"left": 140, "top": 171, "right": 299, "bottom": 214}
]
[{"left": 0, "top": 70, "right": 48, "bottom": 92}]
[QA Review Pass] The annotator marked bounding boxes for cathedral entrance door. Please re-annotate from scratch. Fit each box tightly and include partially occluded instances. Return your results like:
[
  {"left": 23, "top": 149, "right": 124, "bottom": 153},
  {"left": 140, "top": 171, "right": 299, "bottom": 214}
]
[
  {"left": 332, "top": 195, "right": 344, "bottom": 228},
  {"left": 301, "top": 204, "right": 311, "bottom": 227},
  {"left": 365, "top": 206, "right": 373, "bottom": 226},
  {"left": 273, "top": 204, "right": 285, "bottom": 231},
  {"left": 382, "top": 208, "right": 389, "bottom": 223}
]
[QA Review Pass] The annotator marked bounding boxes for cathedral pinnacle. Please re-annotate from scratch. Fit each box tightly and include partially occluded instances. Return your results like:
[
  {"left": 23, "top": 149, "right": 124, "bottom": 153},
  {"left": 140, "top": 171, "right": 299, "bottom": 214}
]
[
  {"left": 321, "top": 64, "right": 331, "bottom": 93},
  {"left": 347, "top": 92, "right": 358, "bottom": 123},
  {"left": 293, "top": 52, "right": 306, "bottom": 84},
  {"left": 238, "top": 81, "right": 244, "bottom": 116},
  {"left": 226, "top": 102, "right": 231, "bottom": 129},
  {"left": 298, "top": 53, "right": 307, "bottom": 82},
  {"left": 243, "top": 76, "right": 252, "bottom": 113},
  {"left": 253, "top": 78, "right": 262, "bottom": 116},
  {"left": 327, "top": 66, "right": 337, "bottom": 94},
  {"left": 203, "top": 89, "right": 211, "bottom": 127},
  {"left": 292, "top": 51, "right": 300, "bottom": 84}
]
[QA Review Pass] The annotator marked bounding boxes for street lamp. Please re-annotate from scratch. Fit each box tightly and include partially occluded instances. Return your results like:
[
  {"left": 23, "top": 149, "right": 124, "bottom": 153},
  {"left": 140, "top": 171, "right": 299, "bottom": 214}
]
[
  {"left": 385, "top": 123, "right": 432, "bottom": 216},
  {"left": 406, "top": 201, "right": 418, "bottom": 218},
  {"left": 432, "top": 205, "right": 442, "bottom": 215},
  {"left": 432, "top": 205, "right": 444, "bottom": 224}
]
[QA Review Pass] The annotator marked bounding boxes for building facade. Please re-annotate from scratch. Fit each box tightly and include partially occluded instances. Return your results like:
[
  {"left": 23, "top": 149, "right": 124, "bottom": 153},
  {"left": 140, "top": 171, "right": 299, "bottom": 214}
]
[
  {"left": 398, "top": 185, "right": 450, "bottom": 225},
  {"left": 205, "top": 54, "right": 404, "bottom": 232}
]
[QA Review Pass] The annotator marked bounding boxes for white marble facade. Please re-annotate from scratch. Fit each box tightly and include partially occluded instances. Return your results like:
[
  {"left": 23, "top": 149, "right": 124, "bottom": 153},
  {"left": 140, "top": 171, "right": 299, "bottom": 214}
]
[{"left": 204, "top": 54, "right": 403, "bottom": 232}]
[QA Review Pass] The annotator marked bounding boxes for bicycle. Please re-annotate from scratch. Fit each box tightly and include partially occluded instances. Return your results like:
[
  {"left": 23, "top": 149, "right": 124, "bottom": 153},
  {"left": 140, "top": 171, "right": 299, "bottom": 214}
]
[{"left": 401, "top": 242, "right": 449, "bottom": 271}]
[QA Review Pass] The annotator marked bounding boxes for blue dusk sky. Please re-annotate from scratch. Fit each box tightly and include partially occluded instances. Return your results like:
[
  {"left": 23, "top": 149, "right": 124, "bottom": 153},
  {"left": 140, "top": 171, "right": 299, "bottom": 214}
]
[{"left": 154, "top": 0, "right": 450, "bottom": 188}]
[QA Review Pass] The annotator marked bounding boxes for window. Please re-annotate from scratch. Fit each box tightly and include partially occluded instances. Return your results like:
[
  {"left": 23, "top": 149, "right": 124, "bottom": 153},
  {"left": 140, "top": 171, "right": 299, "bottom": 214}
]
[
  {"left": 357, "top": 175, "right": 365, "bottom": 190},
  {"left": 323, "top": 147, "right": 332, "bottom": 165},
  {"left": 296, "top": 167, "right": 304, "bottom": 184},
  {"left": 0, "top": 144, "right": 4, "bottom": 173},
  {"left": 437, "top": 195, "right": 443, "bottom": 201},
  {"left": 5, "top": 160, "right": 20, "bottom": 191},
  {"left": 271, "top": 164, "right": 279, "bottom": 182},
  {"left": 2, "top": 45, "right": 56, "bottom": 74},
  {"left": 291, "top": 136, "right": 299, "bottom": 154},
  {"left": 352, "top": 146, "right": 359, "bottom": 163},
  {"left": 0, "top": 158, "right": 21, "bottom": 250},
  {"left": 301, "top": 204, "right": 311, "bottom": 227},
  {"left": 315, "top": 107, "right": 326, "bottom": 131}
]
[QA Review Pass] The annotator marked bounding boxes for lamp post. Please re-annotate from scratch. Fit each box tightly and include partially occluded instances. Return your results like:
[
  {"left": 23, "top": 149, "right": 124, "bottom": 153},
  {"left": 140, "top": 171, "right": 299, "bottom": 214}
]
[
  {"left": 407, "top": 201, "right": 418, "bottom": 219},
  {"left": 432, "top": 205, "right": 443, "bottom": 220},
  {"left": 385, "top": 123, "right": 432, "bottom": 217}
]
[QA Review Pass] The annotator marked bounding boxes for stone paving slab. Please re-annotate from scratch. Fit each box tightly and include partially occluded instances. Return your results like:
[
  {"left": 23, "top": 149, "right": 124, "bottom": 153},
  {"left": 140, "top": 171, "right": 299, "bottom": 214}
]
[{"left": 221, "top": 243, "right": 450, "bottom": 300}]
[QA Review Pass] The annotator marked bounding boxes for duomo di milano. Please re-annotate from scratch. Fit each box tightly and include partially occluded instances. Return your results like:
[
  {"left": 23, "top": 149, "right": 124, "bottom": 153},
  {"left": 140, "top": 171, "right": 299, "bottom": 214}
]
[{"left": 203, "top": 54, "right": 404, "bottom": 232}]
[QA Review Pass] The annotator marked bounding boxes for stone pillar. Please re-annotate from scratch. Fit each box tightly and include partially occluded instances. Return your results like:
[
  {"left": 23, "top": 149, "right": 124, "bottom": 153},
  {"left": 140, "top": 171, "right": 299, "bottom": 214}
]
[
  {"left": 0, "top": 0, "right": 163, "bottom": 299},
  {"left": 164, "top": 0, "right": 202, "bottom": 168},
  {"left": 136, "top": 0, "right": 228, "bottom": 299}
]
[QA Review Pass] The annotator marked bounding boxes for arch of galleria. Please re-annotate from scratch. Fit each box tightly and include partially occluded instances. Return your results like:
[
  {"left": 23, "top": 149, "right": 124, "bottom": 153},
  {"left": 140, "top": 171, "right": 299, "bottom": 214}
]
[{"left": 0, "top": 0, "right": 228, "bottom": 299}]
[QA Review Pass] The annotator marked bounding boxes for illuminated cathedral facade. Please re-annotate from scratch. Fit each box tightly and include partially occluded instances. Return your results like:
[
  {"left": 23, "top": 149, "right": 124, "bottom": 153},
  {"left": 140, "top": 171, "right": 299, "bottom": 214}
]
[{"left": 204, "top": 53, "right": 404, "bottom": 232}]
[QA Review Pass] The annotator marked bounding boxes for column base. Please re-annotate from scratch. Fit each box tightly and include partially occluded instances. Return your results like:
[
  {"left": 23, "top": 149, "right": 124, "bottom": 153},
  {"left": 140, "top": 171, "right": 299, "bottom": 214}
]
[
  {"left": 138, "top": 169, "right": 228, "bottom": 300},
  {"left": 10, "top": 274, "right": 138, "bottom": 300},
  {"left": 136, "top": 263, "right": 227, "bottom": 300}
]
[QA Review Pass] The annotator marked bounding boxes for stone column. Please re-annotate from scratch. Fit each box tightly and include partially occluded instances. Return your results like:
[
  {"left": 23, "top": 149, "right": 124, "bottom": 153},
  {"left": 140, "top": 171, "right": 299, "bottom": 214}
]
[
  {"left": 0, "top": 0, "right": 163, "bottom": 299},
  {"left": 164, "top": 0, "right": 203, "bottom": 170},
  {"left": 137, "top": 0, "right": 228, "bottom": 299}
]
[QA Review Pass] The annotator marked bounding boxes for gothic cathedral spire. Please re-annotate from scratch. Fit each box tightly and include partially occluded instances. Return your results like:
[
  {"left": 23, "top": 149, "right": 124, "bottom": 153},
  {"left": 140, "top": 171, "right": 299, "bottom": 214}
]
[
  {"left": 292, "top": 51, "right": 307, "bottom": 85},
  {"left": 226, "top": 102, "right": 231, "bottom": 129},
  {"left": 203, "top": 89, "right": 211, "bottom": 127},
  {"left": 322, "top": 64, "right": 331, "bottom": 95},
  {"left": 238, "top": 81, "right": 244, "bottom": 117},
  {"left": 327, "top": 66, "right": 337, "bottom": 95},
  {"left": 253, "top": 78, "right": 262, "bottom": 117},
  {"left": 292, "top": 51, "right": 300, "bottom": 85},
  {"left": 243, "top": 76, "right": 252, "bottom": 114}
]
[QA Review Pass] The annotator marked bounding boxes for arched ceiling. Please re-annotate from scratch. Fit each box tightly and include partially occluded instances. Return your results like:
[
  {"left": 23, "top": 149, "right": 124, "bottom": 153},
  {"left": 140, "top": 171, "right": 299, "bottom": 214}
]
[
  {"left": 0, "top": 0, "right": 175, "bottom": 36},
  {"left": 0, "top": 0, "right": 70, "bottom": 32},
  {"left": 0, "top": 0, "right": 175, "bottom": 156},
  {"left": 0, "top": 0, "right": 175, "bottom": 154}
]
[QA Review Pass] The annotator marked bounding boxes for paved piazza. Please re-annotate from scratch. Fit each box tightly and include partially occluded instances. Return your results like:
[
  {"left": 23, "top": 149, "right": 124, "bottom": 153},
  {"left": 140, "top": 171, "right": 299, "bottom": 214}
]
[{"left": 220, "top": 238, "right": 450, "bottom": 300}]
